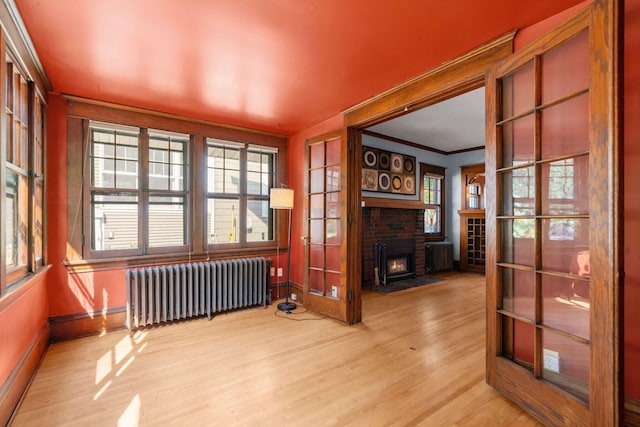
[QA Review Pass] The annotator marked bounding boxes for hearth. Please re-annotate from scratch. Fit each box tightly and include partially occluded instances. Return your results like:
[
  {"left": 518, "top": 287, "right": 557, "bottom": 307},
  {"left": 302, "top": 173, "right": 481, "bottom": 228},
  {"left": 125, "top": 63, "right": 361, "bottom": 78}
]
[{"left": 373, "top": 237, "right": 416, "bottom": 285}]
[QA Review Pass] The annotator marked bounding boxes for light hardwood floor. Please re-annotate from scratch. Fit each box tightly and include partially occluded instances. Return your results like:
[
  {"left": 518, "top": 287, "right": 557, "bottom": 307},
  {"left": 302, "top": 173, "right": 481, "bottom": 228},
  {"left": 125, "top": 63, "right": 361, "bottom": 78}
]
[{"left": 11, "top": 272, "right": 541, "bottom": 426}]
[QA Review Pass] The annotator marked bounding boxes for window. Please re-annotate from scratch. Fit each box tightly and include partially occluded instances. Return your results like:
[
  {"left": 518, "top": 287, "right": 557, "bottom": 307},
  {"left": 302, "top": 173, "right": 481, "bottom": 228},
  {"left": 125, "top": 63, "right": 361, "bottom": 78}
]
[
  {"left": 87, "top": 122, "right": 189, "bottom": 257},
  {"left": 206, "top": 139, "right": 275, "bottom": 246},
  {"left": 84, "top": 120, "right": 281, "bottom": 260},
  {"left": 421, "top": 163, "right": 445, "bottom": 239},
  {"left": 2, "top": 57, "right": 45, "bottom": 292}
]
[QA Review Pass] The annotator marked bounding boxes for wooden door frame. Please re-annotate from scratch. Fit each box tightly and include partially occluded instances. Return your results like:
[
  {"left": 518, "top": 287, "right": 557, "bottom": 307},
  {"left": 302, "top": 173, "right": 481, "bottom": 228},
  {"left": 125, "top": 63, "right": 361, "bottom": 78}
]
[{"left": 342, "top": 31, "right": 516, "bottom": 324}]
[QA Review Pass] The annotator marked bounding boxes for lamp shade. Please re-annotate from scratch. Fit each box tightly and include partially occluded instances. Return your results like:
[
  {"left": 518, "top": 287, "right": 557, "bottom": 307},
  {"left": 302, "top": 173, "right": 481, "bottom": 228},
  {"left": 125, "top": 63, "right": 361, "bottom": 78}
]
[{"left": 270, "top": 188, "right": 294, "bottom": 209}]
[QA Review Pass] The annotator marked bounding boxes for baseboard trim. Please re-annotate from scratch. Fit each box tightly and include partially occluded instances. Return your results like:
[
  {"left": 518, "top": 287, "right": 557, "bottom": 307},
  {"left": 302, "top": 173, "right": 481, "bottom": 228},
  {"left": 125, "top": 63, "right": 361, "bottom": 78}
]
[
  {"left": 49, "top": 306, "right": 127, "bottom": 342},
  {"left": 625, "top": 396, "right": 640, "bottom": 426},
  {"left": 0, "top": 321, "right": 49, "bottom": 426}
]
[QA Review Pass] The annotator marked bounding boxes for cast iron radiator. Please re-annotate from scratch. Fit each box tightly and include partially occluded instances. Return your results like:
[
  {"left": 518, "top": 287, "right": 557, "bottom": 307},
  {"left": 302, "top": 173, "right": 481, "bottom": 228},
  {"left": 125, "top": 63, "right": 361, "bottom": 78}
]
[{"left": 125, "top": 257, "right": 269, "bottom": 330}]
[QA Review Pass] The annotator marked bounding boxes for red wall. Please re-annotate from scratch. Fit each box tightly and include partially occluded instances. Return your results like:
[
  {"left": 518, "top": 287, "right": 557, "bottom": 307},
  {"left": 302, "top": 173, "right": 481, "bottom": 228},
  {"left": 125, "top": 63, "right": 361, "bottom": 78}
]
[
  {"left": 287, "top": 114, "right": 344, "bottom": 287},
  {"left": 624, "top": 0, "right": 640, "bottom": 400}
]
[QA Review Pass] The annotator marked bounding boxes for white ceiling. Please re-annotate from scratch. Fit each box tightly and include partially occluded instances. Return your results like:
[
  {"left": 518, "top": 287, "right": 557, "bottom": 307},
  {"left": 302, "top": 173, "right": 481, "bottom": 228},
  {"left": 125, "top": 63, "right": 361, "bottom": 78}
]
[{"left": 366, "top": 87, "right": 486, "bottom": 152}]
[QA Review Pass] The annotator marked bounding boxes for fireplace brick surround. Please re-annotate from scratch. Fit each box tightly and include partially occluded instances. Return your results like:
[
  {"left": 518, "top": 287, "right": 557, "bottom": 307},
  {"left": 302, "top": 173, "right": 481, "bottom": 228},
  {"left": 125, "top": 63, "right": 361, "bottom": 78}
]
[{"left": 362, "top": 207, "right": 425, "bottom": 288}]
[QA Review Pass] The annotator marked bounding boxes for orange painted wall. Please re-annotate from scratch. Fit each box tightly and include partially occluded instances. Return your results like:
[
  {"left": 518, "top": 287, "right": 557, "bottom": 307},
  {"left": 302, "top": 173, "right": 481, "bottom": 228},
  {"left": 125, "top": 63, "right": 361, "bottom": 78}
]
[
  {"left": 624, "top": 0, "right": 640, "bottom": 400},
  {"left": 287, "top": 114, "right": 344, "bottom": 287},
  {"left": 0, "top": 276, "right": 48, "bottom": 386}
]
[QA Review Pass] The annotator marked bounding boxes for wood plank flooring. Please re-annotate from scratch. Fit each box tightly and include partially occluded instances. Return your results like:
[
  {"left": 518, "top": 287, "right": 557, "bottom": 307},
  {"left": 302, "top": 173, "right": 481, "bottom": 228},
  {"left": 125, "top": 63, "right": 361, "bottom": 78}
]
[{"left": 11, "top": 272, "right": 542, "bottom": 426}]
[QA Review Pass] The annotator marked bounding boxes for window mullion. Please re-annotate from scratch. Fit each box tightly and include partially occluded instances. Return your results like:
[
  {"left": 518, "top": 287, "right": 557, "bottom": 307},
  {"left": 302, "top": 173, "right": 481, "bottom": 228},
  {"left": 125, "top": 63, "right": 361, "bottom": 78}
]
[
  {"left": 140, "top": 128, "right": 149, "bottom": 254},
  {"left": 239, "top": 145, "right": 248, "bottom": 245}
]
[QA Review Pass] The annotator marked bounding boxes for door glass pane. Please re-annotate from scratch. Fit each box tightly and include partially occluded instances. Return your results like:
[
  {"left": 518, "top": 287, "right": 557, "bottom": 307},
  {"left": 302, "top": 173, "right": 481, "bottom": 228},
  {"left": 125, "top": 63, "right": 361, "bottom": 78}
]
[
  {"left": 500, "top": 219, "right": 535, "bottom": 266},
  {"left": 541, "top": 94, "right": 589, "bottom": 159},
  {"left": 541, "top": 156, "right": 589, "bottom": 215},
  {"left": 502, "top": 268, "right": 535, "bottom": 320},
  {"left": 326, "top": 137, "right": 341, "bottom": 165},
  {"left": 501, "top": 61, "right": 535, "bottom": 120},
  {"left": 542, "top": 30, "right": 589, "bottom": 104},
  {"left": 513, "top": 319, "right": 535, "bottom": 366},
  {"left": 500, "top": 115, "right": 535, "bottom": 168},
  {"left": 310, "top": 169, "right": 324, "bottom": 193},
  {"left": 310, "top": 219, "right": 323, "bottom": 244},
  {"left": 542, "top": 330, "right": 589, "bottom": 401},
  {"left": 326, "top": 166, "right": 340, "bottom": 192},
  {"left": 310, "top": 143, "right": 324, "bottom": 168},
  {"left": 326, "top": 219, "right": 341, "bottom": 245},
  {"left": 326, "top": 272, "right": 341, "bottom": 298},
  {"left": 542, "top": 274, "right": 589, "bottom": 340},
  {"left": 326, "top": 192, "right": 340, "bottom": 218},
  {"left": 326, "top": 245, "right": 340, "bottom": 272},
  {"left": 500, "top": 167, "right": 535, "bottom": 216},
  {"left": 310, "top": 269, "right": 323, "bottom": 293},
  {"left": 541, "top": 218, "right": 589, "bottom": 274},
  {"left": 310, "top": 245, "right": 323, "bottom": 269},
  {"left": 310, "top": 194, "right": 324, "bottom": 218}
]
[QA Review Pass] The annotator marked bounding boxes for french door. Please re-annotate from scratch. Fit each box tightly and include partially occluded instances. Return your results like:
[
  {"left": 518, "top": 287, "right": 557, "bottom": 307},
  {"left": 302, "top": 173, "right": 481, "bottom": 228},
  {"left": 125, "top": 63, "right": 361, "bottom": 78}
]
[
  {"left": 486, "top": 1, "right": 620, "bottom": 425},
  {"left": 303, "top": 130, "right": 359, "bottom": 322}
]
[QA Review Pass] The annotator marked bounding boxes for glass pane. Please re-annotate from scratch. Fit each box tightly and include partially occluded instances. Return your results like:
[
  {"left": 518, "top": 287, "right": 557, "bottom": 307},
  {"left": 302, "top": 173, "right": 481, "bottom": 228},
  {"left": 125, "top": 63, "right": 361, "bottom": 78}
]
[
  {"left": 207, "top": 198, "right": 240, "bottom": 244},
  {"left": 541, "top": 156, "right": 589, "bottom": 215},
  {"left": 326, "top": 219, "right": 341, "bottom": 245},
  {"left": 326, "top": 166, "right": 340, "bottom": 192},
  {"left": 424, "top": 208, "right": 440, "bottom": 233},
  {"left": 247, "top": 151, "right": 261, "bottom": 171},
  {"left": 34, "top": 182, "right": 43, "bottom": 261},
  {"left": 310, "top": 143, "right": 324, "bottom": 168},
  {"left": 326, "top": 272, "right": 341, "bottom": 298},
  {"left": 541, "top": 93, "right": 589, "bottom": 159},
  {"left": 326, "top": 192, "right": 340, "bottom": 218},
  {"left": 247, "top": 199, "right": 271, "bottom": 242},
  {"left": 542, "top": 330, "right": 589, "bottom": 401},
  {"left": 501, "top": 61, "right": 535, "bottom": 120},
  {"left": 502, "top": 268, "right": 535, "bottom": 320},
  {"left": 541, "top": 218, "right": 589, "bottom": 275},
  {"left": 310, "top": 219, "right": 323, "bottom": 244},
  {"left": 500, "top": 167, "right": 535, "bottom": 216},
  {"left": 5, "top": 171, "right": 18, "bottom": 267},
  {"left": 326, "top": 137, "right": 341, "bottom": 165},
  {"left": 500, "top": 219, "right": 535, "bottom": 266},
  {"left": 91, "top": 193, "right": 138, "bottom": 250},
  {"left": 542, "top": 30, "right": 589, "bottom": 104},
  {"left": 310, "top": 269, "right": 324, "bottom": 293},
  {"left": 500, "top": 115, "right": 535, "bottom": 168},
  {"left": 310, "top": 194, "right": 324, "bottom": 218},
  {"left": 149, "top": 196, "right": 185, "bottom": 247},
  {"left": 310, "top": 245, "right": 324, "bottom": 269},
  {"left": 542, "top": 274, "right": 589, "bottom": 340},
  {"left": 513, "top": 319, "right": 535, "bottom": 366},
  {"left": 326, "top": 245, "right": 341, "bottom": 272},
  {"left": 92, "top": 158, "right": 115, "bottom": 188},
  {"left": 310, "top": 169, "right": 324, "bottom": 193},
  {"left": 224, "top": 169, "right": 240, "bottom": 193},
  {"left": 247, "top": 171, "right": 260, "bottom": 194},
  {"left": 149, "top": 162, "right": 169, "bottom": 190}
]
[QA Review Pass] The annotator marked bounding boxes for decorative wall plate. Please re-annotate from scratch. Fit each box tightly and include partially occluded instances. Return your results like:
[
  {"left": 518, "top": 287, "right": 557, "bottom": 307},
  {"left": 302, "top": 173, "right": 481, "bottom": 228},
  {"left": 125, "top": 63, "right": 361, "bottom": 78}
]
[
  {"left": 403, "top": 175, "right": 415, "bottom": 193},
  {"left": 378, "top": 152, "right": 390, "bottom": 170},
  {"left": 390, "top": 153, "right": 403, "bottom": 173},
  {"left": 391, "top": 174, "right": 403, "bottom": 192},
  {"left": 378, "top": 172, "right": 391, "bottom": 191},
  {"left": 403, "top": 157, "right": 415, "bottom": 174},
  {"left": 362, "top": 169, "right": 378, "bottom": 191},
  {"left": 363, "top": 149, "right": 378, "bottom": 168}
]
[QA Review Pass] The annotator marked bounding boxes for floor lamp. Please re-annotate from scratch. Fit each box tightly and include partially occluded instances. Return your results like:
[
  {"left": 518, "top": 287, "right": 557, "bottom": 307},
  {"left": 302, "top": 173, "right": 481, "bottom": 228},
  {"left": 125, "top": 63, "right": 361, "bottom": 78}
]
[{"left": 270, "top": 187, "right": 296, "bottom": 313}]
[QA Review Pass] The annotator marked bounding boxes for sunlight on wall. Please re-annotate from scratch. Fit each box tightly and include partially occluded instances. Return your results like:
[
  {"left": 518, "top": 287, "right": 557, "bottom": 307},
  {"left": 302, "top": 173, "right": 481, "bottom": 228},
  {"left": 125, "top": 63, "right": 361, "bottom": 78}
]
[
  {"left": 117, "top": 394, "right": 141, "bottom": 427},
  {"left": 69, "top": 273, "right": 96, "bottom": 316}
]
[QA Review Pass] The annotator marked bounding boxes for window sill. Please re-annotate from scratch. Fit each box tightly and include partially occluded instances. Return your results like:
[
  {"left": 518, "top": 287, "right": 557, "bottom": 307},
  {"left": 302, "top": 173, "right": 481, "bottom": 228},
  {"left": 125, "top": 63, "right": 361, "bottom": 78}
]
[
  {"left": 65, "top": 247, "right": 285, "bottom": 273},
  {"left": 0, "top": 265, "right": 52, "bottom": 312}
]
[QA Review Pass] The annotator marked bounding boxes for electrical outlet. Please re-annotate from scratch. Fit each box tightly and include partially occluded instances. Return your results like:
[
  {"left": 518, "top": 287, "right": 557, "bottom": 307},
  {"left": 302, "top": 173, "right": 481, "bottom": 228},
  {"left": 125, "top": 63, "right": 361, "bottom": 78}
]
[
  {"left": 277, "top": 268, "right": 283, "bottom": 277},
  {"left": 331, "top": 285, "right": 338, "bottom": 298},
  {"left": 543, "top": 349, "right": 560, "bottom": 373},
  {"left": 290, "top": 293, "right": 297, "bottom": 301},
  {"left": 270, "top": 267, "right": 275, "bottom": 277}
]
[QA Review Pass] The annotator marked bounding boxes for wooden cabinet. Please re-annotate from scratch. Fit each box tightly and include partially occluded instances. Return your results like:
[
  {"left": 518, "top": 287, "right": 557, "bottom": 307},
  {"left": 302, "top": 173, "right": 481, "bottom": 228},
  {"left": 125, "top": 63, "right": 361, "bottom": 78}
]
[{"left": 459, "top": 210, "right": 485, "bottom": 273}]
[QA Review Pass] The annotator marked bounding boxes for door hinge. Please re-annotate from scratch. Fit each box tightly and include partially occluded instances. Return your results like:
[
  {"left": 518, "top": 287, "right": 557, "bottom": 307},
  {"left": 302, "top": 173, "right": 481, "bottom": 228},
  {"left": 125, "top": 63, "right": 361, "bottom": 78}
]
[
  {"left": 348, "top": 212, "right": 353, "bottom": 225},
  {"left": 348, "top": 139, "right": 353, "bottom": 151},
  {"left": 348, "top": 289, "right": 353, "bottom": 302}
]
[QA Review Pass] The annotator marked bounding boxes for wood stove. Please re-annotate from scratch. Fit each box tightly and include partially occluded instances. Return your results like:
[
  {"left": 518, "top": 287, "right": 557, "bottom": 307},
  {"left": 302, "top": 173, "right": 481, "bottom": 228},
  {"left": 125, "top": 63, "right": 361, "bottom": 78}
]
[{"left": 373, "top": 237, "right": 416, "bottom": 285}]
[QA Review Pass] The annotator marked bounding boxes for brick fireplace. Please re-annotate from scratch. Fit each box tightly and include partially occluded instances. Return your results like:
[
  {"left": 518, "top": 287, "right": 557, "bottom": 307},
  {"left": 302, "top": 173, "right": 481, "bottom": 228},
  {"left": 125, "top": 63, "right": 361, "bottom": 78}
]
[{"left": 362, "top": 207, "right": 425, "bottom": 288}]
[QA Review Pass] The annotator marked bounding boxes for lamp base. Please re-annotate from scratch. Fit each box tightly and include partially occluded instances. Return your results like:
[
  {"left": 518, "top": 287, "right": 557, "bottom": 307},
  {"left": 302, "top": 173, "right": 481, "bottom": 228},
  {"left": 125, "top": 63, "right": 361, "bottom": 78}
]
[{"left": 277, "top": 301, "right": 297, "bottom": 313}]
